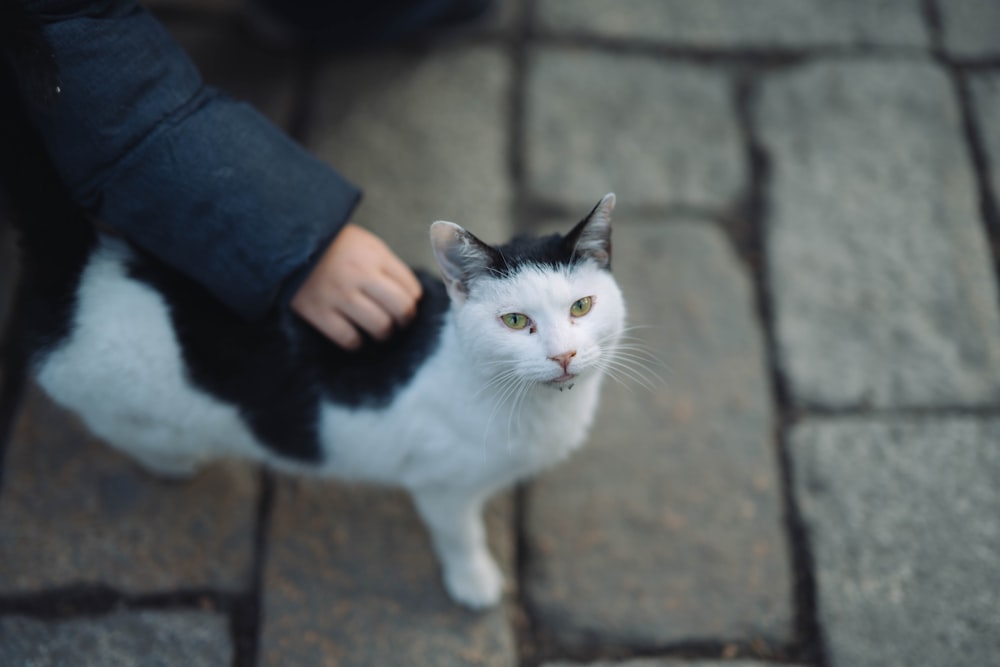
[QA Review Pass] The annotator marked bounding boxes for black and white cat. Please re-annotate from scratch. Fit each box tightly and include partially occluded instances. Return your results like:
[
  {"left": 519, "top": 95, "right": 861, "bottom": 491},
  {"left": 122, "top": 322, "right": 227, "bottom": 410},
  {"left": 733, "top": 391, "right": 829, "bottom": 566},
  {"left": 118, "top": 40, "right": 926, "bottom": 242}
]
[
  {"left": 29, "top": 197, "right": 624, "bottom": 608},
  {"left": 0, "top": 13, "right": 626, "bottom": 609}
]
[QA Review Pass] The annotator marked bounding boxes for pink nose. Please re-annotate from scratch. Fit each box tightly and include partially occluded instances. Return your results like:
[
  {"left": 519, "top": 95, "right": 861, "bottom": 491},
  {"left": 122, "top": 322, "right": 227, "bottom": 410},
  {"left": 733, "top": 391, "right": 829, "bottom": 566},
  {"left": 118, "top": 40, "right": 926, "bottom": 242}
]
[{"left": 549, "top": 350, "right": 577, "bottom": 372}]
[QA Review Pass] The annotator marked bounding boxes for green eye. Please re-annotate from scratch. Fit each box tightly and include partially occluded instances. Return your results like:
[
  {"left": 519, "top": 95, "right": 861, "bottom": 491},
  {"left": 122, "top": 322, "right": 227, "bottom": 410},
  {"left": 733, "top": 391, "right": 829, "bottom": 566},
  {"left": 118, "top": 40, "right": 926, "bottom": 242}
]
[
  {"left": 570, "top": 296, "right": 593, "bottom": 317},
  {"left": 501, "top": 313, "right": 530, "bottom": 330}
]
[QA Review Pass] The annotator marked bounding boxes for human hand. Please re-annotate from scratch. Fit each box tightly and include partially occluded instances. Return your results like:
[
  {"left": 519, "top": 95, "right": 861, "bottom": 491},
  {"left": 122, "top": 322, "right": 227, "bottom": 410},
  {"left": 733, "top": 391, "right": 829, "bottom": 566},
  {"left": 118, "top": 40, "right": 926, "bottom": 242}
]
[{"left": 291, "top": 224, "right": 423, "bottom": 350}]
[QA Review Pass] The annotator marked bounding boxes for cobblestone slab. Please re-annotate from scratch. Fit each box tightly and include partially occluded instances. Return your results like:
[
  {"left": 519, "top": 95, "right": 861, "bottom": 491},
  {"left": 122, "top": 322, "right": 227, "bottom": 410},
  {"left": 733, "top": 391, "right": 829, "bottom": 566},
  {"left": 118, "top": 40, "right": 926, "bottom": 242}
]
[
  {"left": 936, "top": 0, "right": 1000, "bottom": 59},
  {"left": 164, "top": 17, "right": 298, "bottom": 128},
  {"left": 544, "top": 661, "right": 801, "bottom": 667},
  {"left": 0, "top": 610, "right": 232, "bottom": 667},
  {"left": 307, "top": 46, "right": 512, "bottom": 270},
  {"left": 759, "top": 61, "right": 1000, "bottom": 409},
  {"left": 524, "top": 221, "right": 792, "bottom": 648},
  {"left": 790, "top": 417, "right": 1000, "bottom": 667},
  {"left": 970, "top": 73, "right": 1000, "bottom": 208},
  {"left": 261, "top": 477, "right": 516, "bottom": 666},
  {"left": 0, "top": 386, "right": 259, "bottom": 594},
  {"left": 536, "top": 0, "right": 928, "bottom": 49},
  {"left": 525, "top": 49, "right": 743, "bottom": 210}
]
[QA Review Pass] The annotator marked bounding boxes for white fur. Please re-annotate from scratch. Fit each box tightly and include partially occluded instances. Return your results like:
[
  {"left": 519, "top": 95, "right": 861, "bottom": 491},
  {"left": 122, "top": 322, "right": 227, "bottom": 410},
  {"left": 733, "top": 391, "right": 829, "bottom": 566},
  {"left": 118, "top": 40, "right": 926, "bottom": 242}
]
[
  {"left": 34, "top": 228, "right": 626, "bottom": 609},
  {"left": 36, "top": 239, "right": 262, "bottom": 477}
]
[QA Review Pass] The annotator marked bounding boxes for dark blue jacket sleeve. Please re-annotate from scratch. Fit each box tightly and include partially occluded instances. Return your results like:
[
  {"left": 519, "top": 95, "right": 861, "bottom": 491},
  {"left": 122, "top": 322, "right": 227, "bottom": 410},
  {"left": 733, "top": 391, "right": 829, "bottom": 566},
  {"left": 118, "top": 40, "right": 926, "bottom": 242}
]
[{"left": 20, "top": 0, "right": 361, "bottom": 320}]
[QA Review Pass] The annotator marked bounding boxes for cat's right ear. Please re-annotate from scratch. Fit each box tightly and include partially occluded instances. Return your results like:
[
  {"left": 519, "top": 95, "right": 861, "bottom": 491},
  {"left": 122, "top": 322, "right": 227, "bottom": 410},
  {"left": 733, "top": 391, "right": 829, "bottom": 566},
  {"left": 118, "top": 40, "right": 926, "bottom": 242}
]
[
  {"left": 564, "top": 192, "right": 614, "bottom": 269},
  {"left": 430, "top": 221, "right": 497, "bottom": 304}
]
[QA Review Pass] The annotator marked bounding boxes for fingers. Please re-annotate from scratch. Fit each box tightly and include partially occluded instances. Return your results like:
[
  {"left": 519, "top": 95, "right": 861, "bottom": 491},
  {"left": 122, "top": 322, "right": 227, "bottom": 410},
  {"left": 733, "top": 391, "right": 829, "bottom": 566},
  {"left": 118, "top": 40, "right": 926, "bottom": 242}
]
[
  {"left": 383, "top": 256, "right": 423, "bottom": 301},
  {"left": 338, "top": 289, "right": 395, "bottom": 342},
  {"left": 362, "top": 276, "right": 419, "bottom": 328},
  {"left": 296, "top": 282, "right": 413, "bottom": 349},
  {"left": 317, "top": 311, "right": 364, "bottom": 351},
  {"left": 291, "top": 295, "right": 363, "bottom": 350}
]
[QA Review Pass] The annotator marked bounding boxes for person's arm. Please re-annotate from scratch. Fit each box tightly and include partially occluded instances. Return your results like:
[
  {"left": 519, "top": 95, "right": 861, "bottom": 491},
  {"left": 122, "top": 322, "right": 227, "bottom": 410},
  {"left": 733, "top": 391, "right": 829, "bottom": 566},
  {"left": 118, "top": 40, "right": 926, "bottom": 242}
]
[{"left": 20, "top": 0, "right": 361, "bottom": 321}]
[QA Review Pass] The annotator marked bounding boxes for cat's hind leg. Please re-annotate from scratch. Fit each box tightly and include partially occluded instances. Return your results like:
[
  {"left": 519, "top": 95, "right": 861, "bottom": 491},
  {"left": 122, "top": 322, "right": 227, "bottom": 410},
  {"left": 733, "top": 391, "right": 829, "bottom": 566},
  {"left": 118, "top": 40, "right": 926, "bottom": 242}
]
[
  {"left": 119, "top": 443, "right": 205, "bottom": 480},
  {"left": 83, "top": 411, "right": 207, "bottom": 480},
  {"left": 411, "top": 486, "right": 503, "bottom": 609}
]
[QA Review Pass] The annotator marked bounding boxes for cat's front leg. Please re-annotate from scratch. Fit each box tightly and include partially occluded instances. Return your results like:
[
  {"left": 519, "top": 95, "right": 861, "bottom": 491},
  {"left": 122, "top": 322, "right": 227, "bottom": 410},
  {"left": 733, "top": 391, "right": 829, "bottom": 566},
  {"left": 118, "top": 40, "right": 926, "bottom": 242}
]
[{"left": 411, "top": 487, "right": 503, "bottom": 609}]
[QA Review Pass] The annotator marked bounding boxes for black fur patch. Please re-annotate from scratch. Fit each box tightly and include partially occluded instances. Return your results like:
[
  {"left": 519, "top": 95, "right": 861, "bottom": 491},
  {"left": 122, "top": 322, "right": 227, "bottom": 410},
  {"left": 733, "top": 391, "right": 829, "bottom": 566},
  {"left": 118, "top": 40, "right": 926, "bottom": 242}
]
[
  {"left": 487, "top": 231, "right": 576, "bottom": 277},
  {"left": 482, "top": 207, "right": 611, "bottom": 278},
  {"left": 127, "top": 254, "right": 449, "bottom": 464}
]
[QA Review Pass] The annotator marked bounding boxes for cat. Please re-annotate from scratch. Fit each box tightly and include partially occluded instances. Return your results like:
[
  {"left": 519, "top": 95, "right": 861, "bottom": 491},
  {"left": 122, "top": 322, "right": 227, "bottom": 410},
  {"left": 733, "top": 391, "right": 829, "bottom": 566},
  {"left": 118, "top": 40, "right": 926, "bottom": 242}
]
[
  {"left": 8, "top": 193, "right": 624, "bottom": 608},
  {"left": 0, "top": 22, "right": 626, "bottom": 610}
]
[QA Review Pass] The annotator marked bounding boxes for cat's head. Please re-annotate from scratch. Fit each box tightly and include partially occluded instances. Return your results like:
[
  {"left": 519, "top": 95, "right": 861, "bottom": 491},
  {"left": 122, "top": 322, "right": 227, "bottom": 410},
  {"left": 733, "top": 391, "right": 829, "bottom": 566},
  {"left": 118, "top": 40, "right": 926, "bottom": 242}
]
[{"left": 430, "top": 193, "right": 625, "bottom": 388}]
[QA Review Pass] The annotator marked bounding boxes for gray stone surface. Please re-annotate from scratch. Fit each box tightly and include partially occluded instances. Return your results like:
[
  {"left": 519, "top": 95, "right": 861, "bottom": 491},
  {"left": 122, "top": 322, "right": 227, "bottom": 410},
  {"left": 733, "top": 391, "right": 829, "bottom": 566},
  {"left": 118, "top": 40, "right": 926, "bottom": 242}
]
[
  {"left": 525, "top": 49, "right": 743, "bottom": 210},
  {"left": 307, "top": 46, "right": 513, "bottom": 271},
  {"left": 936, "top": 0, "right": 1000, "bottom": 59},
  {"left": 10, "top": 0, "right": 1000, "bottom": 663},
  {"left": 0, "top": 610, "right": 232, "bottom": 667},
  {"left": 544, "top": 661, "right": 800, "bottom": 667},
  {"left": 0, "top": 386, "right": 259, "bottom": 594},
  {"left": 536, "top": 0, "right": 928, "bottom": 49},
  {"left": 759, "top": 60, "right": 1000, "bottom": 409},
  {"left": 164, "top": 17, "right": 298, "bottom": 128},
  {"left": 790, "top": 417, "right": 1000, "bottom": 667},
  {"left": 260, "top": 477, "right": 516, "bottom": 667},
  {"left": 524, "top": 221, "right": 792, "bottom": 648},
  {"left": 970, "top": 73, "right": 1000, "bottom": 210}
]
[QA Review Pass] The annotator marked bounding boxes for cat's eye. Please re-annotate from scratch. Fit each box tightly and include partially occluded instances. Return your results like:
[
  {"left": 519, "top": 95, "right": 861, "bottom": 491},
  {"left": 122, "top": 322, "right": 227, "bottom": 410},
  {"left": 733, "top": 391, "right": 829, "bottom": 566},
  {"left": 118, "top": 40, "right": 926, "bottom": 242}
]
[
  {"left": 501, "top": 312, "right": 530, "bottom": 330},
  {"left": 570, "top": 296, "right": 593, "bottom": 317}
]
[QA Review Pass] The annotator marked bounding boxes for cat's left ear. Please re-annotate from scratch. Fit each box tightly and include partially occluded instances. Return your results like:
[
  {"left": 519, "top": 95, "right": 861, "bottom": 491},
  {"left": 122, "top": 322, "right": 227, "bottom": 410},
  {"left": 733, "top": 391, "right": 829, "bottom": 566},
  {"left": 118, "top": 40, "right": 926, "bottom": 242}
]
[
  {"left": 565, "top": 192, "right": 614, "bottom": 269},
  {"left": 430, "top": 221, "right": 499, "bottom": 304}
]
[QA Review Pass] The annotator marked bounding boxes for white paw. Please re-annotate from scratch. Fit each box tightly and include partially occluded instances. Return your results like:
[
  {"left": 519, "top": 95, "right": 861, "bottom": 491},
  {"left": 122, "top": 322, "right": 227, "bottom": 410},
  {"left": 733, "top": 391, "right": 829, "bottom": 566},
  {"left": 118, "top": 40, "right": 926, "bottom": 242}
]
[{"left": 442, "top": 552, "right": 504, "bottom": 610}]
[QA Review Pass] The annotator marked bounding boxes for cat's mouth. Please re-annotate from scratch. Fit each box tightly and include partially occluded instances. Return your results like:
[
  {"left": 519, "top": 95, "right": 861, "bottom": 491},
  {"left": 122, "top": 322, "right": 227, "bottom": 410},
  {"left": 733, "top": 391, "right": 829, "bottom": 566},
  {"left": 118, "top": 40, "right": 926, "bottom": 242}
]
[{"left": 546, "top": 372, "right": 577, "bottom": 389}]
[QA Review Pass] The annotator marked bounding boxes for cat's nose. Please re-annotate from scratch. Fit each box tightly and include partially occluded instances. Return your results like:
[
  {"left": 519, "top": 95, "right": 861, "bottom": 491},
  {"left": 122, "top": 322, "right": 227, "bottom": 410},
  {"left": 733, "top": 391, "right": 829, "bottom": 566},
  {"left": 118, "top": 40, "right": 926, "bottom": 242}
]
[{"left": 549, "top": 350, "right": 577, "bottom": 372}]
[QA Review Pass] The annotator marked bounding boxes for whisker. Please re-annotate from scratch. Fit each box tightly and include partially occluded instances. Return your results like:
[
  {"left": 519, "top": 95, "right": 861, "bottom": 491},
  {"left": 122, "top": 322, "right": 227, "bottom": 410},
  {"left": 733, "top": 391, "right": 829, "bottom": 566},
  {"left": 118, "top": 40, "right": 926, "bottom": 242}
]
[
  {"left": 505, "top": 377, "right": 532, "bottom": 451},
  {"left": 597, "top": 346, "right": 666, "bottom": 389},
  {"left": 473, "top": 368, "right": 521, "bottom": 398},
  {"left": 596, "top": 357, "right": 659, "bottom": 390},
  {"left": 600, "top": 359, "right": 658, "bottom": 392},
  {"left": 608, "top": 349, "right": 666, "bottom": 379},
  {"left": 481, "top": 373, "right": 522, "bottom": 447},
  {"left": 616, "top": 324, "right": 665, "bottom": 334},
  {"left": 591, "top": 363, "right": 638, "bottom": 393},
  {"left": 595, "top": 361, "right": 658, "bottom": 392},
  {"left": 599, "top": 330, "right": 672, "bottom": 377},
  {"left": 610, "top": 349, "right": 669, "bottom": 373}
]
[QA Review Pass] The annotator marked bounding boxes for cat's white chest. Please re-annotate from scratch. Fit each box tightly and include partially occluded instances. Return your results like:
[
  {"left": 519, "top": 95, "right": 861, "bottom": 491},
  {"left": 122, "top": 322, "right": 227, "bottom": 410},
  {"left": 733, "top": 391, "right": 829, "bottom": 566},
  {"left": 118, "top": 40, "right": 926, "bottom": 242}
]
[{"left": 316, "top": 330, "right": 601, "bottom": 492}]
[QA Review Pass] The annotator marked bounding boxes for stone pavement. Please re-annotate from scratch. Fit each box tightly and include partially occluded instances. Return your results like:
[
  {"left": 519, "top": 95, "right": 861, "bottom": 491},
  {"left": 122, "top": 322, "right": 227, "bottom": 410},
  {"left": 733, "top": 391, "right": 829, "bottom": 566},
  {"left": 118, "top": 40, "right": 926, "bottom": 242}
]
[{"left": 1, "top": 1, "right": 999, "bottom": 666}]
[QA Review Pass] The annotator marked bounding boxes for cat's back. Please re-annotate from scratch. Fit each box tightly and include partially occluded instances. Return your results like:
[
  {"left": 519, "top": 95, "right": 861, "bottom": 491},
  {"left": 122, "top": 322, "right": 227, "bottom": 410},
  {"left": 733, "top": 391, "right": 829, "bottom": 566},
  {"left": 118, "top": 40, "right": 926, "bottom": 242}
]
[
  {"left": 31, "top": 235, "right": 453, "bottom": 466},
  {"left": 30, "top": 236, "right": 259, "bottom": 462}
]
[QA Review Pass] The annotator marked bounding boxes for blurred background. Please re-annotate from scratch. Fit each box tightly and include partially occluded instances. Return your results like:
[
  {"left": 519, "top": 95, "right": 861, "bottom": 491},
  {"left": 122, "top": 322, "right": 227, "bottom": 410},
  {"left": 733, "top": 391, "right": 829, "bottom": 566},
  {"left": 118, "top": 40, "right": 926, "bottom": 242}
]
[{"left": 1, "top": 1, "right": 998, "bottom": 666}]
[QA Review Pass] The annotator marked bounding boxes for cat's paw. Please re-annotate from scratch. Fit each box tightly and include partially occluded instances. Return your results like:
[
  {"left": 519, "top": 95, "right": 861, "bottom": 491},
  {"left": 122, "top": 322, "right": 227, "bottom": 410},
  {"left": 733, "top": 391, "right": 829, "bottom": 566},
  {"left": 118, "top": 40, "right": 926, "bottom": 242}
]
[{"left": 442, "top": 552, "right": 504, "bottom": 610}]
